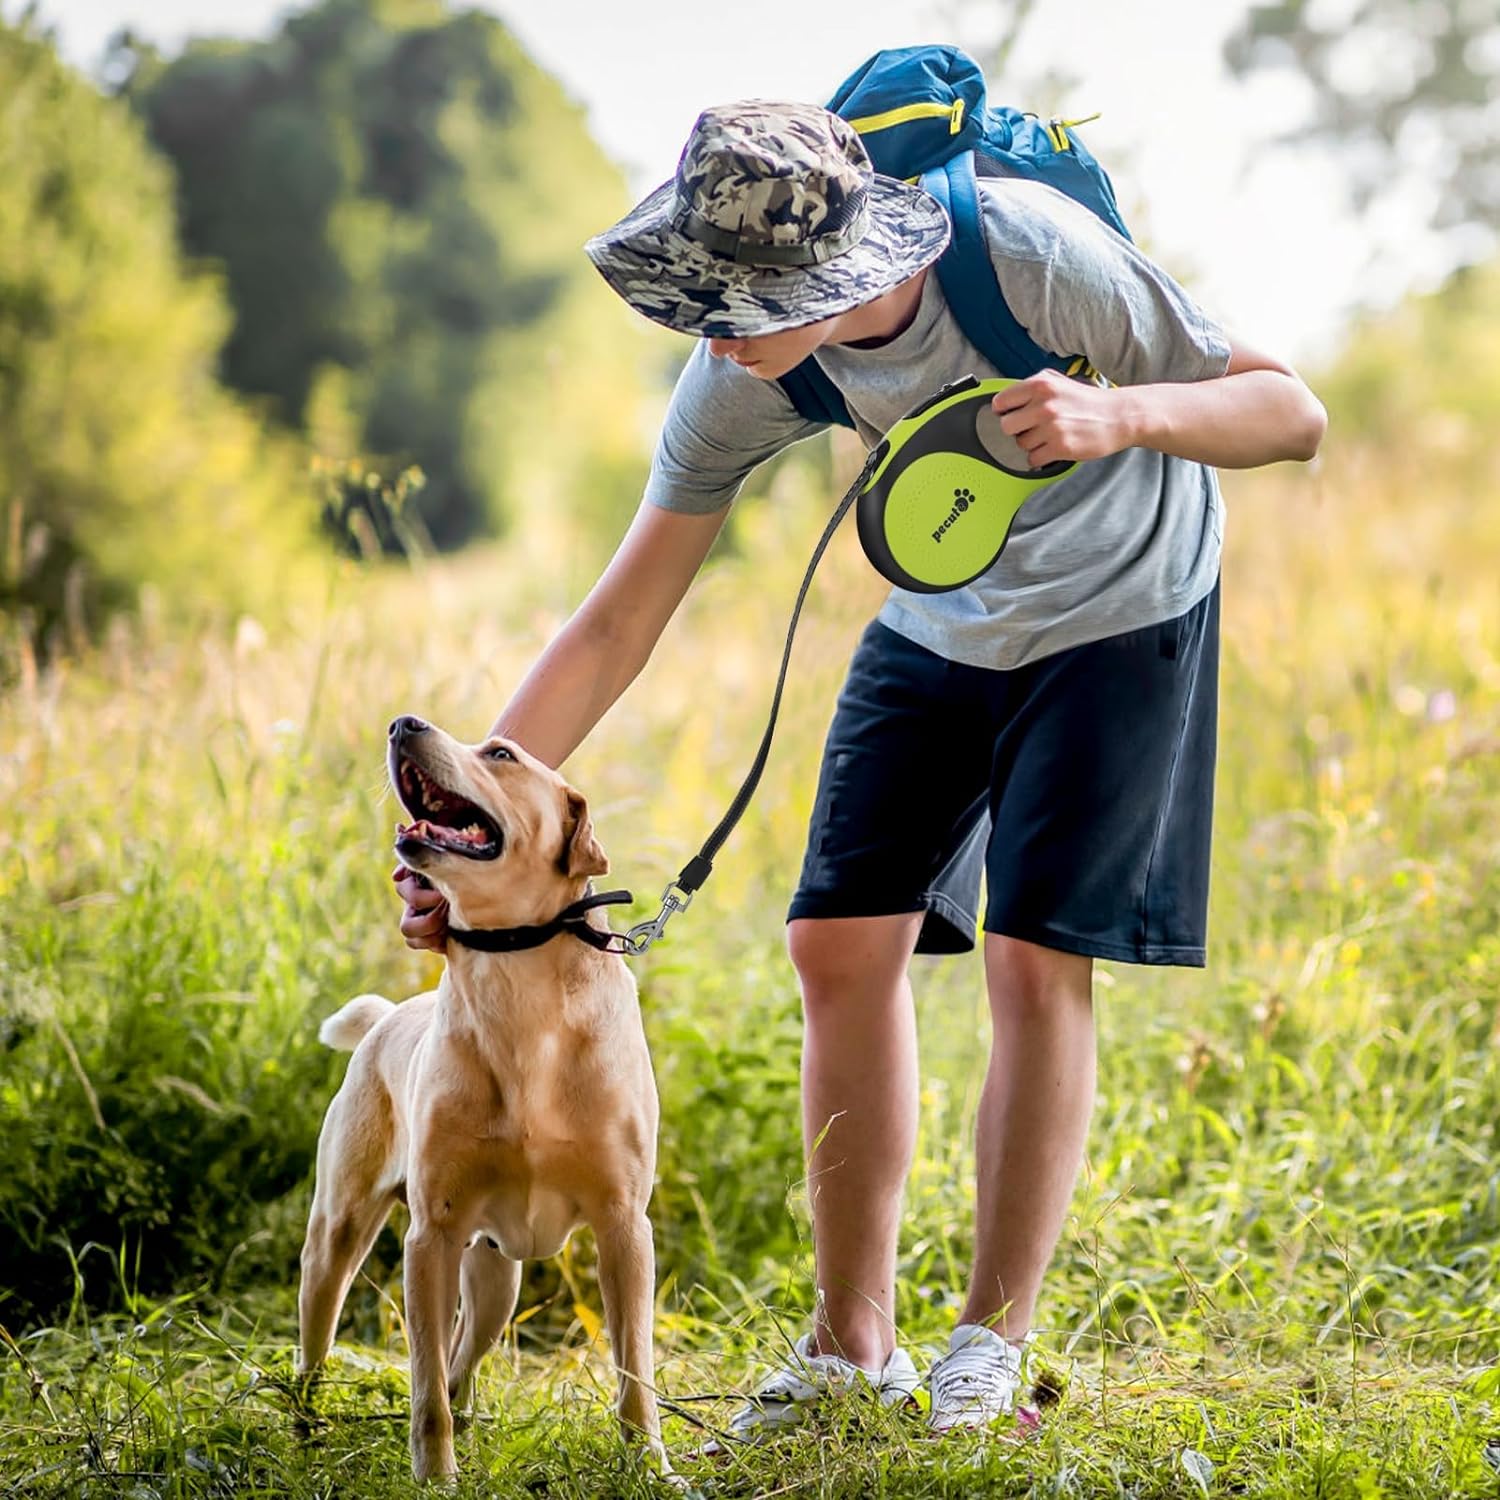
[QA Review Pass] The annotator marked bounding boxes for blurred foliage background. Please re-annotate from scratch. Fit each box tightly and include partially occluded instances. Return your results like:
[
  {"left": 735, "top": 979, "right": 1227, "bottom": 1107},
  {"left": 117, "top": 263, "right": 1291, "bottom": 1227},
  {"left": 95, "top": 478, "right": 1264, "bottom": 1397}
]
[
  {"left": 113, "top": 0, "right": 648, "bottom": 553},
  {"left": 0, "top": 15, "right": 321, "bottom": 658},
  {"left": 1, "top": 0, "right": 650, "bottom": 669},
  {"left": 0, "top": 0, "right": 1497, "bottom": 1492},
  {"left": 1227, "top": 0, "right": 1500, "bottom": 246}
]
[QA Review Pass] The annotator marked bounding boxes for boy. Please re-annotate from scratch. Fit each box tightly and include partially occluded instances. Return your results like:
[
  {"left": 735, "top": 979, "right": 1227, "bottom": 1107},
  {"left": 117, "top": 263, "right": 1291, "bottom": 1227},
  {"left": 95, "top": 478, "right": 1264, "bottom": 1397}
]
[{"left": 396, "top": 99, "right": 1325, "bottom": 1437}]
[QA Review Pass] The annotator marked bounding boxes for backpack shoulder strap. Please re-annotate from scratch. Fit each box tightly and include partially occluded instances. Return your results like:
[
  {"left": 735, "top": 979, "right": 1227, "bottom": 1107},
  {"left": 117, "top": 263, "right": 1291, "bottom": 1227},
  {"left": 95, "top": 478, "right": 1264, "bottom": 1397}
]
[
  {"left": 776, "top": 356, "right": 855, "bottom": 429},
  {"left": 778, "top": 149, "right": 1081, "bottom": 421},
  {"left": 921, "top": 152, "right": 1072, "bottom": 380}
]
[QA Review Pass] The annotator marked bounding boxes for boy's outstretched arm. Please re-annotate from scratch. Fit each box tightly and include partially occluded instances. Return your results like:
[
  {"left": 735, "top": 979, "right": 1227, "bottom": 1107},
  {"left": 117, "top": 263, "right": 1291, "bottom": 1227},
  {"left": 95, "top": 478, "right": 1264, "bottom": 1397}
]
[
  {"left": 395, "top": 498, "right": 729, "bottom": 949},
  {"left": 487, "top": 499, "right": 732, "bottom": 769}
]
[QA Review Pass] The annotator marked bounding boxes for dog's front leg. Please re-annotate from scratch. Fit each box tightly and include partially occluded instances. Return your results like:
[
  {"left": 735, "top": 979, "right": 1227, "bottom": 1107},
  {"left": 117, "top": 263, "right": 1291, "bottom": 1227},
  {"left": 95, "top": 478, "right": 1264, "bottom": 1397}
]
[
  {"left": 594, "top": 1204, "right": 666, "bottom": 1467},
  {"left": 405, "top": 1218, "right": 465, "bottom": 1481}
]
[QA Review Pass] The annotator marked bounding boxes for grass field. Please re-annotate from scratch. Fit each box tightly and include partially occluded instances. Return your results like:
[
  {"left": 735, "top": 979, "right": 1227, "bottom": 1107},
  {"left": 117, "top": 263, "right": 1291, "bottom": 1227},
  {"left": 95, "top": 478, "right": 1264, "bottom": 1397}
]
[{"left": 1, "top": 430, "right": 1497, "bottom": 1497}]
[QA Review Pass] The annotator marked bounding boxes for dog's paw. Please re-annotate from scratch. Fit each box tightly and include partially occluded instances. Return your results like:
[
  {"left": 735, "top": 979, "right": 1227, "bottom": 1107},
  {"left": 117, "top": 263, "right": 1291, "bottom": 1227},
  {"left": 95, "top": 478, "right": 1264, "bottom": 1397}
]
[{"left": 650, "top": 1462, "right": 696, "bottom": 1494}]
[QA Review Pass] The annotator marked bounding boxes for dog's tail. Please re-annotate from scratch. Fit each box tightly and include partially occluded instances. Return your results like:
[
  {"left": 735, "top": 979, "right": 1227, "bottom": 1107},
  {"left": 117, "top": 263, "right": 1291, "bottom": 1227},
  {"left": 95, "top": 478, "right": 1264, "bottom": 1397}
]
[{"left": 318, "top": 993, "right": 396, "bottom": 1051}]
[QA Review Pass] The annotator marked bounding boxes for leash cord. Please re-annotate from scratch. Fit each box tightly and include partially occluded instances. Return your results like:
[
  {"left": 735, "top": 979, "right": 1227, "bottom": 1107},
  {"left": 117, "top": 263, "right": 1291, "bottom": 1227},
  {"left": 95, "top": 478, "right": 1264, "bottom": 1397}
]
[{"left": 620, "top": 443, "right": 883, "bottom": 955}]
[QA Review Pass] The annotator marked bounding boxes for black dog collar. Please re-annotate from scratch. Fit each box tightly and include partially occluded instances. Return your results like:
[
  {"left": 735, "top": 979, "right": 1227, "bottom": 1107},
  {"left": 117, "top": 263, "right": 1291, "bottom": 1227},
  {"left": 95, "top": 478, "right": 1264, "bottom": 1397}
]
[{"left": 446, "top": 889, "right": 635, "bottom": 955}]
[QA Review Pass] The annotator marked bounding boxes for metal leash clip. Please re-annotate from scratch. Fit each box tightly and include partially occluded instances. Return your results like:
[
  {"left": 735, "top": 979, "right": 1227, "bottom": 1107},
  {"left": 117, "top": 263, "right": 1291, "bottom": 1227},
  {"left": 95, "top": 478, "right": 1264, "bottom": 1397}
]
[{"left": 619, "top": 881, "right": 695, "bottom": 955}]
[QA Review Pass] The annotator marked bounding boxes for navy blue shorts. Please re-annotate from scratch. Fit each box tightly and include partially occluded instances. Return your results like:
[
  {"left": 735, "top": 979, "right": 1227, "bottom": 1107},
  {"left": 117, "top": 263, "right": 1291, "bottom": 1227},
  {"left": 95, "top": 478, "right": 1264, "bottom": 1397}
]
[{"left": 788, "top": 584, "right": 1219, "bottom": 965}]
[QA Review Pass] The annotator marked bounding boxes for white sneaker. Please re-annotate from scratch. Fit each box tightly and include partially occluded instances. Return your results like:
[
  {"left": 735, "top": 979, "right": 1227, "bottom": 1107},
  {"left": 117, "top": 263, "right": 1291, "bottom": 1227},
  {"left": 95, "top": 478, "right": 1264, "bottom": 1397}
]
[
  {"left": 926, "top": 1323, "right": 1027, "bottom": 1434},
  {"left": 718, "top": 1332, "right": 921, "bottom": 1446}
]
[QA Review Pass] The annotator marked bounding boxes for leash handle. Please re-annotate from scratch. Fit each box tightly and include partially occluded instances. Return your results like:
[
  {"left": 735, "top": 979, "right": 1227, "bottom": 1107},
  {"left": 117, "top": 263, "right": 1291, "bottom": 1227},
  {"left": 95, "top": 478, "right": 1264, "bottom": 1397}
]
[{"left": 626, "top": 443, "right": 884, "bottom": 955}]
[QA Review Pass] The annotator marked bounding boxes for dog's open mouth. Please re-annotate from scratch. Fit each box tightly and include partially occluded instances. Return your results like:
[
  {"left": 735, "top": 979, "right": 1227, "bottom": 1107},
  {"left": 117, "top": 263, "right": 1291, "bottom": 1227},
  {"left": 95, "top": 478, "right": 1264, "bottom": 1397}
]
[{"left": 394, "top": 755, "right": 503, "bottom": 861}]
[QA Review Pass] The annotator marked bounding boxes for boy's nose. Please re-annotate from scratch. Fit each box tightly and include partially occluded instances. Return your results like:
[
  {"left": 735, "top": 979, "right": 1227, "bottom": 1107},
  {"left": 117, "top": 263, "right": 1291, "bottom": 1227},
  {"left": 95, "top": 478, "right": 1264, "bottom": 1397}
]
[{"left": 708, "top": 336, "right": 745, "bottom": 358}]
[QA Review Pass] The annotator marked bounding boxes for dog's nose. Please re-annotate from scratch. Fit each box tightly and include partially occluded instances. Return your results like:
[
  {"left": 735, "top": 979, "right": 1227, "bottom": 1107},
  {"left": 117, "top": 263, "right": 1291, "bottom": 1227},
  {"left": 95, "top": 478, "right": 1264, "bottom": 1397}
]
[{"left": 389, "top": 715, "right": 429, "bottom": 741}]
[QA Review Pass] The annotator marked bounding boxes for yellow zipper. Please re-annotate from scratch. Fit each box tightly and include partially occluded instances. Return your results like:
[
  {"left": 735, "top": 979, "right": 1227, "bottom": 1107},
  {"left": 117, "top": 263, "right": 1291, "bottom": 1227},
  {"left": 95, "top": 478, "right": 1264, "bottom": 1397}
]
[
  {"left": 853, "top": 97, "right": 1095, "bottom": 151},
  {"left": 849, "top": 96, "right": 966, "bottom": 137},
  {"left": 1046, "top": 112, "right": 1102, "bottom": 152}
]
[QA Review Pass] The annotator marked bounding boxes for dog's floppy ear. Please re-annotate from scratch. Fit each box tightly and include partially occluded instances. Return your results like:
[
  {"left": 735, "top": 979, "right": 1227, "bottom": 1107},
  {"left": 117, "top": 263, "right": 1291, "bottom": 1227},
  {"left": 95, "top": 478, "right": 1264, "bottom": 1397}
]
[{"left": 559, "top": 786, "right": 609, "bottom": 878}]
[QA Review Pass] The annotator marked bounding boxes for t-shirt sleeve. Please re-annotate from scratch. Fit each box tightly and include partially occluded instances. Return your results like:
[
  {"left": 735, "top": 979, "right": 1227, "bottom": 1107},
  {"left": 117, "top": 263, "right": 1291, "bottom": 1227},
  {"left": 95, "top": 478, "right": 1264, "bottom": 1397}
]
[
  {"left": 980, "top": 182, "right": 1232, "bottom": 388},
  {"left": 642, "top": 340, "right": 829, "bottom": 515}
]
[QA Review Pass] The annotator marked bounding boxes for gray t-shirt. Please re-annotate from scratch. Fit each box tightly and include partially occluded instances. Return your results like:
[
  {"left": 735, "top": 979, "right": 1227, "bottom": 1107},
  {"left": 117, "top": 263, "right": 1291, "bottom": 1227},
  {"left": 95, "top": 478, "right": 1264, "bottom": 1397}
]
[{"left": 643, "top": 177, "right": 1232, "bottom": 670}]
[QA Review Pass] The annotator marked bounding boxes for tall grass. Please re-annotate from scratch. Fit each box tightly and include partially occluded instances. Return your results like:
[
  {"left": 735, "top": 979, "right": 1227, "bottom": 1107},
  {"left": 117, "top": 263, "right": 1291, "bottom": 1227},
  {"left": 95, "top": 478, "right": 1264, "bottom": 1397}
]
[{"left": 1, "top": 427, "right": 1497, "bottom": 1495}]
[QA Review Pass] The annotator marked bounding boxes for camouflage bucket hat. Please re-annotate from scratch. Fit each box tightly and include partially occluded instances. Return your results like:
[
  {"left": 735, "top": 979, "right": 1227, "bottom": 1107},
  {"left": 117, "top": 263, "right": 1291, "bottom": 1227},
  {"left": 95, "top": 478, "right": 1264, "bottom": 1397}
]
[{"left": 584, "top": 101, "right": 951, "bottom": 339}]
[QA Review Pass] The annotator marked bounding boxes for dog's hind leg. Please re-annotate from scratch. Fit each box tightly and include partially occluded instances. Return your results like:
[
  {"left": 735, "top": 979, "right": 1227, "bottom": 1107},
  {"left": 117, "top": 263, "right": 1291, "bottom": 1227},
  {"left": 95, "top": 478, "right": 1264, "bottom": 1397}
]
[
  {"left": 297, "top": 1191, "right": 396, "bottom": 1378},
  {"left": 595, "top": 1206, "right": 666, "bottom": 1466},
  {"left": 447, "top": 1236, "right": 522, "bottom": 1412},
  {"left": 297, "top": 1079, "right": 399, "bottom": 1378}
]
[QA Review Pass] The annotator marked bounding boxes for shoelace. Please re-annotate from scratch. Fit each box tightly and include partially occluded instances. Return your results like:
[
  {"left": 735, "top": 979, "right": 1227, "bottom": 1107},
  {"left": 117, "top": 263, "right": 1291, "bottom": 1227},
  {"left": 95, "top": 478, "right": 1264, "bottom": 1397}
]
[
  {"left": 755, "top": 1364, "right": 820, "bottom": 1402},
  {"left": 749, "top": 1341, "right": 880, "bottom": 1406},
  {"left": 929, "top": 1340, "right": 1021, "bottom": 1412},
  {"left": 742, "top": 1339, "right": 826, "bottom": 1407}
]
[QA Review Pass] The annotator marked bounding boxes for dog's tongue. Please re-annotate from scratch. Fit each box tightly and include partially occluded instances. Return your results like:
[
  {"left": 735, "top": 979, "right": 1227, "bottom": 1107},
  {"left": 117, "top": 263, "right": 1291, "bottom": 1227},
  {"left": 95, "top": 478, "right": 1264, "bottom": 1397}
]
[{"left": 397, "top": 818, "right": 491, "bottom": 850}]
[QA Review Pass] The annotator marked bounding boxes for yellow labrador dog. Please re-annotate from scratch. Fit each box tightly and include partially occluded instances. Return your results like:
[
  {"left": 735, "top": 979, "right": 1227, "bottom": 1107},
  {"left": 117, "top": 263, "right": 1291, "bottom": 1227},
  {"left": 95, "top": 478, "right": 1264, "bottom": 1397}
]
[{"left": 297, "top": 714, "right": 665, "bottom": 1481}]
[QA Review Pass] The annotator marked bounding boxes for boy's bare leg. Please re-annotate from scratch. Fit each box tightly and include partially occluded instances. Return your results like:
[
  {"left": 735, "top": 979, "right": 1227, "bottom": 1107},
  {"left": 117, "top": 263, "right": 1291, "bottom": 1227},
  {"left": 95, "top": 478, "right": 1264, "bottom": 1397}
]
[
  {"left": 788, "top": 912, "right": 925, "bottom": 1370},
  {"left": 962, "top": 935, "right": 1096, "bottom": 1340}
]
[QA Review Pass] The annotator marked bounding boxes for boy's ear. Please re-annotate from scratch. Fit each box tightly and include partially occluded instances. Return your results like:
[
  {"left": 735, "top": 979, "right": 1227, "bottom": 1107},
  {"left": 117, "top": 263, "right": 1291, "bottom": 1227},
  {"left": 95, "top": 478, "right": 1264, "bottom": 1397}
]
[{"left": 559, "top": 787, "right": 609, "bottom": 878}]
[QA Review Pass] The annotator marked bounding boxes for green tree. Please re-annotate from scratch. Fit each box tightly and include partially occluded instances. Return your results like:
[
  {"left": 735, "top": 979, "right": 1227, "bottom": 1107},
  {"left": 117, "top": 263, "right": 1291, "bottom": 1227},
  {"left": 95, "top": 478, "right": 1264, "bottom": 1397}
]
[
  {"left": 1226, "top": 1, "right": 1500, "bottom": 244},
  {"left": 0, "top": 13, "right": 319, "bottom": 661},
  {"left": 115, "top": 0, "right": 648, "bottom": 549}
]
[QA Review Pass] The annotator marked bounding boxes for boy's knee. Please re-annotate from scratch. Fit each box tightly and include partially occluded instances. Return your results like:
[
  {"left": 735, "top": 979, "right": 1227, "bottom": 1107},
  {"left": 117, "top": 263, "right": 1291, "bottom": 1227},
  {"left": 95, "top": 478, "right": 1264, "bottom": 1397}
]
[
  {"left": 983, "top": 933, "right": 1092, "bottom": 1016},
  {"left": 786, "top": 915, "right": 919, "bottom": 1007}
]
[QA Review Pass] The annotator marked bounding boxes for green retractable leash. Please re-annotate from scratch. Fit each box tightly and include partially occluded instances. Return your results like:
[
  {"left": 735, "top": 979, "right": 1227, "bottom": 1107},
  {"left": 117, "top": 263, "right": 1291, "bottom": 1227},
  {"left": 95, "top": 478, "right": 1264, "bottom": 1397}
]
[
  {"left": 857, "top": 374, "right": 1075, "bottom": 591},
  {"left": 612, "top": 373, "right": 1077, "bottom": 955}
]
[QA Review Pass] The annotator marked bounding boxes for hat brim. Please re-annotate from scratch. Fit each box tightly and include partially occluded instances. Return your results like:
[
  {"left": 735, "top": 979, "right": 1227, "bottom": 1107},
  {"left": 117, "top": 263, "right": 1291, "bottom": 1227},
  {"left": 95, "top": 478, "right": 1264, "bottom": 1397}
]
[{"left": 584, "top": 175, "right": 951, "bottom": 339}]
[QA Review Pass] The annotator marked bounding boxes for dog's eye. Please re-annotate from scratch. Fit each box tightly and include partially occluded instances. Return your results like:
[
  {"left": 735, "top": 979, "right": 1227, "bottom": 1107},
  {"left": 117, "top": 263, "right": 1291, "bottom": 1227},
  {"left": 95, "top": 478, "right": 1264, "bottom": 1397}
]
[{"left": 485, "top": 745, "right": 515, "bottom": 762}]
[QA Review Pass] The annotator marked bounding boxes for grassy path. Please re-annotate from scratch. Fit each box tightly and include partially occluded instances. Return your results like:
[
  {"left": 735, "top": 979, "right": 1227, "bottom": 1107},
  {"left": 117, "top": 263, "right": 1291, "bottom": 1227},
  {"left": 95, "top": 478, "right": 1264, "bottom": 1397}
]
[{"left": 2, "top": 449, "right": 1497, "bottom": 1495}]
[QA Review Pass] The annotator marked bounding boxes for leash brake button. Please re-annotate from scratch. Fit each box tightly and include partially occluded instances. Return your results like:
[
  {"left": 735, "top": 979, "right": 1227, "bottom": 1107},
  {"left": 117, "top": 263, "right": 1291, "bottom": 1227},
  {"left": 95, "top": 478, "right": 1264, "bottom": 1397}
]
[{"left": 904, "top": 374, "right": 980, "bottom": 421}]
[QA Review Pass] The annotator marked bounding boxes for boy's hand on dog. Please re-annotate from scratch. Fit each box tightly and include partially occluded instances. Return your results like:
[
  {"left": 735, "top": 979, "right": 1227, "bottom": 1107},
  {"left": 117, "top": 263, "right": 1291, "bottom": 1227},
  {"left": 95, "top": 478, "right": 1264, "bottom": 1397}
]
[{"left": 393, "top": 865, "right": 449, "bottom": 951}]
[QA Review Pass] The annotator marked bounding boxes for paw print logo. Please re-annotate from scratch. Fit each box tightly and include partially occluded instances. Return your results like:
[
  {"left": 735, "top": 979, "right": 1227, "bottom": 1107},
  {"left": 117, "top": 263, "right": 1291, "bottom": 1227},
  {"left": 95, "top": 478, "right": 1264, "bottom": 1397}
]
[{"left": 953, "top": 486, "right": 974, "bottom": 513}]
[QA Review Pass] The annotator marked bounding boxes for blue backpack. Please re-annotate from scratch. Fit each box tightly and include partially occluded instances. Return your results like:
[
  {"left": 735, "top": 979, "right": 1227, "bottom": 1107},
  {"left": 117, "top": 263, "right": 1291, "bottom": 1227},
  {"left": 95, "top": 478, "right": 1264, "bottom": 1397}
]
[{"left": 777, "top": 45, "right": 1131, "bottom": 429}]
